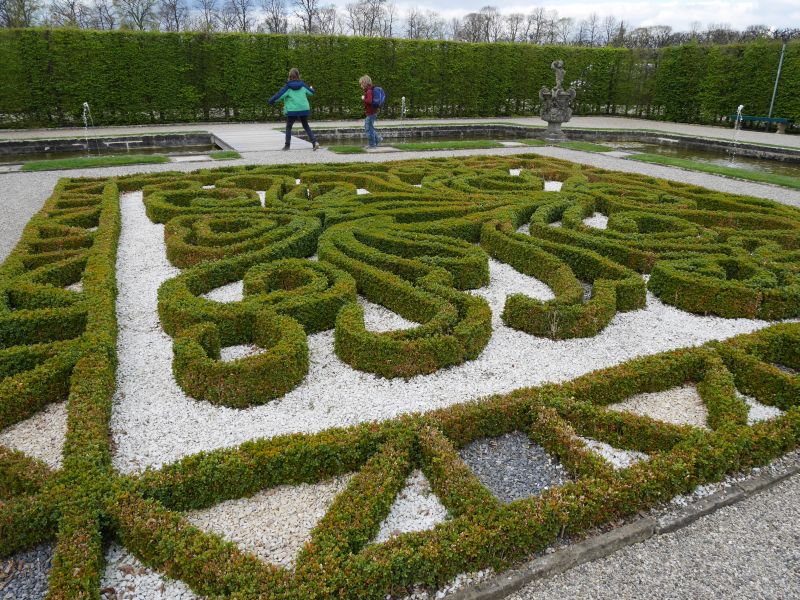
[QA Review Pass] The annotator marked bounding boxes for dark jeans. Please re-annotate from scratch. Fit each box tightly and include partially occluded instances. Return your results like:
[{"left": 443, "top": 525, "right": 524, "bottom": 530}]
[{"left": 285, "top": 116, "right": 316, "bottom": 147}]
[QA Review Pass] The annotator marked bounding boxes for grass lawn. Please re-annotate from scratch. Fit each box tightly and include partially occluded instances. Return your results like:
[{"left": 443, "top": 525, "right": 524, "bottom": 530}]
[
  {"left": 210, "top": 150, "right": 241, "bottom": 160},
  {"left": 392, "top": 140, "right": 505, "bottom": 151},
  {"left": 328, "top": 145, "right": 367, "bottom": 154},
  {"left": 556, "top": 141, "right": 615, "bottom": 152},
  {"left": 628, "top": 153, "right": 800, "bottom": 189},
  {"left": 22, "top": 154, "right": 170, "bottom": 171}
]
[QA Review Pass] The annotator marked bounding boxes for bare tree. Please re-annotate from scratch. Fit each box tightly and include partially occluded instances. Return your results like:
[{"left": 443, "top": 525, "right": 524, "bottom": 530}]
[
  {"left": 114, "top": 0, "right": 157, "bottom": 29},
  {"left": 48, "top": 0, "right": 89, "bottom": 26},
  {"left": 292, "top": 0, "right": 318, "bottom": 33},
  {"left": 381, "top": 0, "right": 395, "bottom": 36},
  {"left": 314, "top": 3, "right": 337, "bottom": 34},
  {"left": 525, "top": 7, "right": 549, "bottom": 44},
  {"left": 577, "top": 12, "right": 600, "bottom": 46},
  {"left": 193, "top": 0, "right": 218, "bottom": 30},
  {"left": 223, "top": 0, "right": 252, "bottom": 31},
  {"left": 1, "top": 0, "right": 43, "bottom": 26},
  {"left": 89, "top": 0, "right": 114, "bottom": 27},
  {"left": 405, "top": 6, "right": 444, "bottom": 39},
  {"left": 480, "top": 6, "right": 502, "bottom": 42},
  {"left": 158, "top": 0, "right": 188, "bottom": 30},
  {"left": 260, "top": 0, "right": 286, "bottom": 32},
  {"left": 554, "top": 16, "right": 573, "bottom": 44},
  {"left": 504, "top": 13, "right": 524, "bottom": 42}
]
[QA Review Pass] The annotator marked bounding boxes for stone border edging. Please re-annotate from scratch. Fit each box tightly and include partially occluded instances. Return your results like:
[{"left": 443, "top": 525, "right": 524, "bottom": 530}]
[{"left": 449, "top": 459, "right": 800, "bottom": 600}]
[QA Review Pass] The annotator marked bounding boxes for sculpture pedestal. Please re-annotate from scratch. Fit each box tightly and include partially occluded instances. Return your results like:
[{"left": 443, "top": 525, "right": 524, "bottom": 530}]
[{"left": 543, "top": 121, "right": 567, "bottom": 141}]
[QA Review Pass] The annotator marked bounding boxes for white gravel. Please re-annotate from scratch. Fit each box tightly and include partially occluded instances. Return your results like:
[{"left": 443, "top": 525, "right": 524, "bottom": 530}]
[
  {"left": 582, "top": 212, "right": 608, "bottom": 229},
  {"left": 185, "top": 474, "right": 352, "bottom": 569},
  {"left": 101, "top": 542, "right": 199, "bottom": 600},
  {"left": 607, "top": 385, "right": 709, "bottom": 430},
  {"left": 738, "top": 391, "right": 784, "bottom": 425},
  {"left": 509, "top": 169, "right": 521, "bottom": 176},
  {"left": 470, "top": 258, "right": 554, "bottom": 326},
  {"left": 257, "top": 191, "right": 266, "bottom": 207},
  {"left": 65, "top": 281, "right": 84, "bottom": 293},
  {"left": 0, "top": 400, "right": 67, "bottom": 469},
  {"left": 577, "top": 436, "right": 649, "bottom": 470},
  {"left": 543, "top": 181, "right": 563, "bottom": 192},
  {"left": 201, "top": 280, "right": 243, "bottom": 303},
  {"left": 110, "top": 190, "right": 785, "bottom": 473},
  {"left": 358, "top": 296, "right": 418, "bottom": 331},
  {"left": 373, "top": 469, "right": 448, "bottom": 544},
  {"left": 549, "top": 221, "right": 562, "bottom": 227},
  {"left": 219, "top": 344, "right": 264, "bottom": 362},
  {"left": 356, "top": 188, "right": 370, "bottom": 195}
]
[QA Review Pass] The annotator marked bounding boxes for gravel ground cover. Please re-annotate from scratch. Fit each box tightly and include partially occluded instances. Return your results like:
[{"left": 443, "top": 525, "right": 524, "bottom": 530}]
[
  {"left": 507, "top": 473, "right": 800, "bottom": 600},
  {"left": 0, "top": 544, "right": 54, "bottom": 600},
  {"left": 737, "top": 391, "right": 784, "bottom": 425},
  {"left": 109, "top": 192, "right": 780, "bottom": 472},
  {"left": 458, "top": 432, "right": 572, "bottom": 503},
  {"left": 185, "top": 474, "right": 352, "bottom": 569},
  {"left": 219, "top": 344, "right": 263, "bottom": 362},
  {"left": 0, "top": 401, "right": 67, "bottom": 469},
  {"left": 374, "top": 470, "right": 449, "bottom": 543},
  {"left": 101, "top": 543, "right": 199, "bottom": 600},
  {"left": 581, "top": 211, "right": 608, "bottom": 229},
  {"left": 576, "top": 436, "right": 649, "bottom": 469},
  {"left": 607, "top": 385, "right": 710, "bottom": 430},
  {"left": 358, "top": 296, "right": 418, "bottom": 331}
]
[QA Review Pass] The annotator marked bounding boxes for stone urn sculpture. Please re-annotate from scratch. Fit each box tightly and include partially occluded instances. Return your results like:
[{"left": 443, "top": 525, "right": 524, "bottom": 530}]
[{"left": 539, "top": 60, "right": 576, "bottom": 140}]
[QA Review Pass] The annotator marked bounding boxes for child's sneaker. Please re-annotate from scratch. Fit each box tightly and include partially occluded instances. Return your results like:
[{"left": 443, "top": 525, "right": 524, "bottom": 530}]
[
  {"left": 282, "top": 145, "right": 290, "bottom": 151},
  {"left": 313, "top": 142, "right": 320, "bottom": 151}
]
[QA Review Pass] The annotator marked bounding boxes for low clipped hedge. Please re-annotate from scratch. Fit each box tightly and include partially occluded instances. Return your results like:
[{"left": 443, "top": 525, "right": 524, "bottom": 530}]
[{"left": 173, "top": 310, "right": 308, "bottom": 408}]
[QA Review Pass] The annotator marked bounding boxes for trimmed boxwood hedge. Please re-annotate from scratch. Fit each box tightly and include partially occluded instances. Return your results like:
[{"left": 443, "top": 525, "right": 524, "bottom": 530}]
[{"left": 2, "top": 154, "right": 800, "bottom": 599}]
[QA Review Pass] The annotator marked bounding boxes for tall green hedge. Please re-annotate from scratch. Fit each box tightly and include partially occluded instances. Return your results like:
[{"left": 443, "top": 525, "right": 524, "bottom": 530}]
[{"left": 0, "top": 29, "right": 797, "bottom": 128}]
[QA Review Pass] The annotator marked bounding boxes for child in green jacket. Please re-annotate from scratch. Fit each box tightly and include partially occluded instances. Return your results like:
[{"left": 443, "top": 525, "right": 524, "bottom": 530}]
[{"left": 269, "top": 68, "right": 320, "bottom": 151}]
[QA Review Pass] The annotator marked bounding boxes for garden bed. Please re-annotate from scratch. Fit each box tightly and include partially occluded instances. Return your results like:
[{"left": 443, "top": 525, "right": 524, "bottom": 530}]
[{"left": 1, "top": 154, "right": 799, "bottom": 599}]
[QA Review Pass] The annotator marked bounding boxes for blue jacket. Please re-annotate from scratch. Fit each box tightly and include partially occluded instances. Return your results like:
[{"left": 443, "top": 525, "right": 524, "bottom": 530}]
[{"left": 269, "top": 80, "right": 315, "bottom": 116}]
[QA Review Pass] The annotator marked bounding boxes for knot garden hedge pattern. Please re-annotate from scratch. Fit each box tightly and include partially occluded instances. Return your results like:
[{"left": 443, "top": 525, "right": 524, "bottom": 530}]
[{"left": 1, "top": 154, "right": 800, "bottom": 599}]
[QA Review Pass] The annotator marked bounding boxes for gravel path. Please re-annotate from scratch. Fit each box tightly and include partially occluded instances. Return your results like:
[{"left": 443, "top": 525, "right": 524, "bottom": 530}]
[
  {"left": 607, "top": 385, "right": 710, "bottom": 430},
  {"left": 458, "top": 432, "right": 571, "bottom": 504},
  {"left": 507, "top": 473, "right": 800, "bottom": 600},
  {"left": 374, "top": 470, "right": 448, "bottom": 543},
  {"left": 0, "top": 401, "right": 67, "bottom": 469},
  {"left": 185, "top": 474, "right": 352, "bottom": 569},
  {"left": 109, "top": 196, "right": 783, "bottom": 472},
  {"left": 101, "top": 543, "right": 199, "bottom": 600},
  {"left": 0, "top": 544, "right": 54, "bottom": 600}
]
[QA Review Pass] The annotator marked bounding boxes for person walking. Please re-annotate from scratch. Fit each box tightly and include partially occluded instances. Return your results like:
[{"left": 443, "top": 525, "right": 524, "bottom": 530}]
[
  {"left": 269, "top": 68, "right": 320, "bottom": 151},
  {"left": 360, "top": 75, "right": 382, "bottom": 149}
]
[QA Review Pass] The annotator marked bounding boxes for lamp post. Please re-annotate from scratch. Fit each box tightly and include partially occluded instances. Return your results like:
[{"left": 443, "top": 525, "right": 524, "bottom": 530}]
[{"left": 768, "top": 32, "right": 792, "bottom": 119}]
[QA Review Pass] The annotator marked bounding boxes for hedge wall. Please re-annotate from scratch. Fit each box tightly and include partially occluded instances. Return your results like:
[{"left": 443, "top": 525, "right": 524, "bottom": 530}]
[{"left": 1, "top": 29, "right": 797, "bottom": 128}]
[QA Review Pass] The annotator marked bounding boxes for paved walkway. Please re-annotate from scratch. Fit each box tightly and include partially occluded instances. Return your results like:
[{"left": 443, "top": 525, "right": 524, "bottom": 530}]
[
  {"left": 2, "top": 115, "right": 799, "bottom": 150},
  {"left": 508, "top": 473, "right": 800, "bottom": 600}
]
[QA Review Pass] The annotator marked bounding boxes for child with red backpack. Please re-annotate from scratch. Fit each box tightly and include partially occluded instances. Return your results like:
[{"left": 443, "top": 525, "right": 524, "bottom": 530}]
[{"left": 360, "top": 75, "right": 385, "bottom": 149}]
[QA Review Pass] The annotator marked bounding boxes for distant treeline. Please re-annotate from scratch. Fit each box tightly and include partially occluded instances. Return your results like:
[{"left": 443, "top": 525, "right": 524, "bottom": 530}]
[{"left": 0, "top": 29, "right": 797, "bottom": 128}]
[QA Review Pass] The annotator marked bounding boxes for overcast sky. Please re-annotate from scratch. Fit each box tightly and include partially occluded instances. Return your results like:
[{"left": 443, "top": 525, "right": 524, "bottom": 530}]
[{"left": 335, "top": 0, "right": 800, "bottom": 32}]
